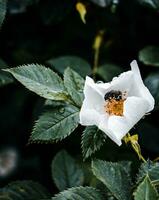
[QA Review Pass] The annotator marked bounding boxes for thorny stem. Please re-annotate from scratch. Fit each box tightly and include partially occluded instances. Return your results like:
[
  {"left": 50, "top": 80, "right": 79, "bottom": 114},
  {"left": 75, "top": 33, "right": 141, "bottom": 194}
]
[
  {"left": 123, "top": 133, "right": 146, "bottom": 163},
  {"left": 92, "top": 30, "right": 104, "bottom": 80}
]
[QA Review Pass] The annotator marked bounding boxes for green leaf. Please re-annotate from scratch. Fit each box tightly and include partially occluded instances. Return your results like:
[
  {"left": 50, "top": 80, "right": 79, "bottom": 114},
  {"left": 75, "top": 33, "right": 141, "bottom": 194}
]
[
  {"left": 134, "top": 175, "right": 158, "bottom": 200},
  {"left": 139, "top": 46, "right": 159, "bottom": 67},
  {"left": 137, "top": 160, "right": 159, "bottom": 183},
  {"left": 137, "top": 0, "right": 159, "bottom": 10},
  {"left": 52, "top": 150, "right": 84, "bottom": 191},
  {"left": 0, "top": 0, "right": 7, "bottom": 27},
  {"left": 81, "top": 126, "right": 107, "bottom": 160},
  {"left": 64, "top": 67, "right": 84, "bottom": 107},
  {"left": 0, "top": 180, "right": 51, "bottom": 200},
  {"left": 30, "top": 104, "right": 79, "bottom": 142},
  {"left": 97, "top": 63, "right": 123, "bottom": 82},
  {"left": 47, "top": 56, "right": 91, "bottom": 77},
  {"left": 52, "top": 186, "right": 104, "bottom": 200},
  {"left": 119, "top": 161, "right": 132, "bottom": 177},
  {"left": 92, "top": 160, "right": 131, "bottom": 200},
  {"left": 5, "top": 64, "right": 69, "bottom": 101},
  {"left": 144, "top": 73, "right": 159, "bottom": 108}
]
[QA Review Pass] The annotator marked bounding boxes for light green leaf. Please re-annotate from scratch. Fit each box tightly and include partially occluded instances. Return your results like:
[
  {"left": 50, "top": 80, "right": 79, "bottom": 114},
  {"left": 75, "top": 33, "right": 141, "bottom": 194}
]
[
  {"left": 52, "top": 150, "right": 84, "bottom": 191},
  {"left": 30, "top": 104, "right": 79, "bottom": 142},
  {"left": 64, "top": 67, "right": 84, "bottom": 107},
  {"left": 137, "top": 0, "right": 159, "bottom": 9},
  {"left": 0, "top": 0, "right": 7, "bottom": 27},
  {"left": 92, "top": 160, "right": 131, "bottom": 200},
  {"left": 4, "top": 64, "right": 69, "bottom": 101},
  {"left": 97, "top": 63, "right": 123, "bottom": 82},
  {"left": 52, "top": 186, "right": 104, "bottom": 200},
  {"left": 81, "top": 126, "right": 107, "bottom": 160},
  {"left": 47, "top": 56, "right": 91, "bottom": 77},
  {"left": 137, "top": 160, "right": 159, "bottom": 183},
  {"left": 0, "top": 180, "right": 51, "bottom": 200},
  {"left": 134, "top": 175, "right": 158, "bottom": 200},
  {"left": 139, "top": 46, "right": 159, "bottom": 67},
  {"left": 145, "top": 73, "right": 159, "bottom": 108}
]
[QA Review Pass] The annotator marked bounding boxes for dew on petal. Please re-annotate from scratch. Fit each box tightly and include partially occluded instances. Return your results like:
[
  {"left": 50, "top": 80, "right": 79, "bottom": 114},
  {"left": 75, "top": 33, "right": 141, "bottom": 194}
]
[{"left": 96, "top": 81, "right": 103, "bottom": 84}]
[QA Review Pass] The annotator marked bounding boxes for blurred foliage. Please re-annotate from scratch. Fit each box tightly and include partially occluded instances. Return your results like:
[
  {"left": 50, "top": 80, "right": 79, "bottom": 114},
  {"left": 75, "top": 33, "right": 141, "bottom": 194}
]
[
  {"left": 0, "top": 0, "right": 6, "bottom": 26},
  {"left": 139, "top": 46, "right": 159, "bottom": 67},
  {"left": 1, "top": 0, "right": 159, "bottom": 199},
  {"left": 0, "top": 180, "right": 51, "bottom": 199},
  {"left": 47, "top": 56, "right": 91, "bottom": 77}
]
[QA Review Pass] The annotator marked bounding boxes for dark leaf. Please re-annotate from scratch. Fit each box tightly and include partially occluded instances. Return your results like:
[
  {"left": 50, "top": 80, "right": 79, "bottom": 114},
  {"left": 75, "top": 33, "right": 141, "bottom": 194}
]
[
  {"left": 145, "top": 72, "right": 159, "bottom": 108},
  {"left": 139, "top": 46, "right": 159, "bottom": 67},
  {"left": 92, "top": 159, "right": 131, "bottom": 200},
  {"left": 31, "top": 105, "right": 79, "bottom": 142},
  {"left": 64, "top": 67, "right": 84, "bottom": 107},
  {"left": 81, "top": 126, "right": 107, "bottom": 160},
  {"left": 52, "top": 186, "right": 104, "bottom": 200},
  {"left": 47, "top": 56, "right": 91, "bottom": 77},
  {"left": 52, "top": 150, "right": 84, "bottom": 191}
]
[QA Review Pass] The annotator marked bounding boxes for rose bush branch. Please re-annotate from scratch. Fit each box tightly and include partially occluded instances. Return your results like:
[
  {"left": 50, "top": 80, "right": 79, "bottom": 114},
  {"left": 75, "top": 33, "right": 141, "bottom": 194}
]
[
  {"left": 3, "top": 60, "right": 158, "bottom": 199},
  {"left": 3, "top": 60, "right": 154, "bottom": 155}
]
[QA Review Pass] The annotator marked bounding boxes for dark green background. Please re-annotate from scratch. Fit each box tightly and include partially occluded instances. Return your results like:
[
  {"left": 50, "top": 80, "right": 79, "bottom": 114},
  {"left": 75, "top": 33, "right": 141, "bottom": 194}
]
[{"left": 0, "top": 0, "right": 159, "bottom": 195}]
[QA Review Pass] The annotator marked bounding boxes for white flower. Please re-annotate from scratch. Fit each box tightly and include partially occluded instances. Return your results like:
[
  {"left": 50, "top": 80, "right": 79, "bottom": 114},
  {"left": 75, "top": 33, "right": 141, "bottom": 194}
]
[{"left": 79, "top": 60, "right": 154, "bottom": 146}]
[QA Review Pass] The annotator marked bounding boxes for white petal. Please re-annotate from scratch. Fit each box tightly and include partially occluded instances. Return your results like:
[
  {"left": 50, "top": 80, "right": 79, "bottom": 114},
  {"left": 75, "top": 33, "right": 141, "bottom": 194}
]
[
  {"left": 130, "top": 60, "right": 155, "bottom": 112},
  {"left": 99, "top": 116, "right": 122, "bottom": 146},
  {"left": 85, "top": 76, "right": 111, "bottom": 97},
  {"left": 93, "top": 71, "right": 134, "bottom": 97},
  {"left": 79, "top": 107, "right": 103, "bottom": 126},
  {"left": 99, "top": 96, "right": 149, "bottom": 146},
  {"left": 83, "top": 76, "right": 105, "bottom": 113},
  {"left": 124, "top": 96, "right": 149, "bottom": 125},
  {"left": 80, "top": 76, "right": 106, "bottom": 126},
  {"left": 110, "top": 71, "right": 134, "bottom": 93}
]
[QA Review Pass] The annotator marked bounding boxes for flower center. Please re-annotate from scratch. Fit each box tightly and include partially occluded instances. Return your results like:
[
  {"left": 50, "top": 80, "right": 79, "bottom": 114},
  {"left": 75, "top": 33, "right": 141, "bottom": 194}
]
[{"left": 104, "top": 90, "right": 126, "bottom": 116}]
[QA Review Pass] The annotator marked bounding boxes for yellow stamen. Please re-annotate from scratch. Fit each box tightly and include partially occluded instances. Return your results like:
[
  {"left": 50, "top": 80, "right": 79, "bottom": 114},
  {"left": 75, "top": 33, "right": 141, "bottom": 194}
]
[{"left": 105, "top": 99, "right": 125, "bottom": 116}]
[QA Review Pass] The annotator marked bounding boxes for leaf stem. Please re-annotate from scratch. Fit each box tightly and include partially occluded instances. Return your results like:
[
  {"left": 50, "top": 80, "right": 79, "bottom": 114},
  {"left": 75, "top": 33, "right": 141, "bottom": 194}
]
[{"left": 92, "top": 30, "right": 104, "bottom": 80}]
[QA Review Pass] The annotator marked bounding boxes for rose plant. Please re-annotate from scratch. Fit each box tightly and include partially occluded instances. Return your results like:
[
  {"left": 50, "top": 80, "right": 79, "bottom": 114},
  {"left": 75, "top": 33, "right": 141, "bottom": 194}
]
[
  {"left": 1, "top": 0, "right": 159, "bottom": 199},
  {"left": 2, "top": 59, "right": 158, "bottom": 200}
]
